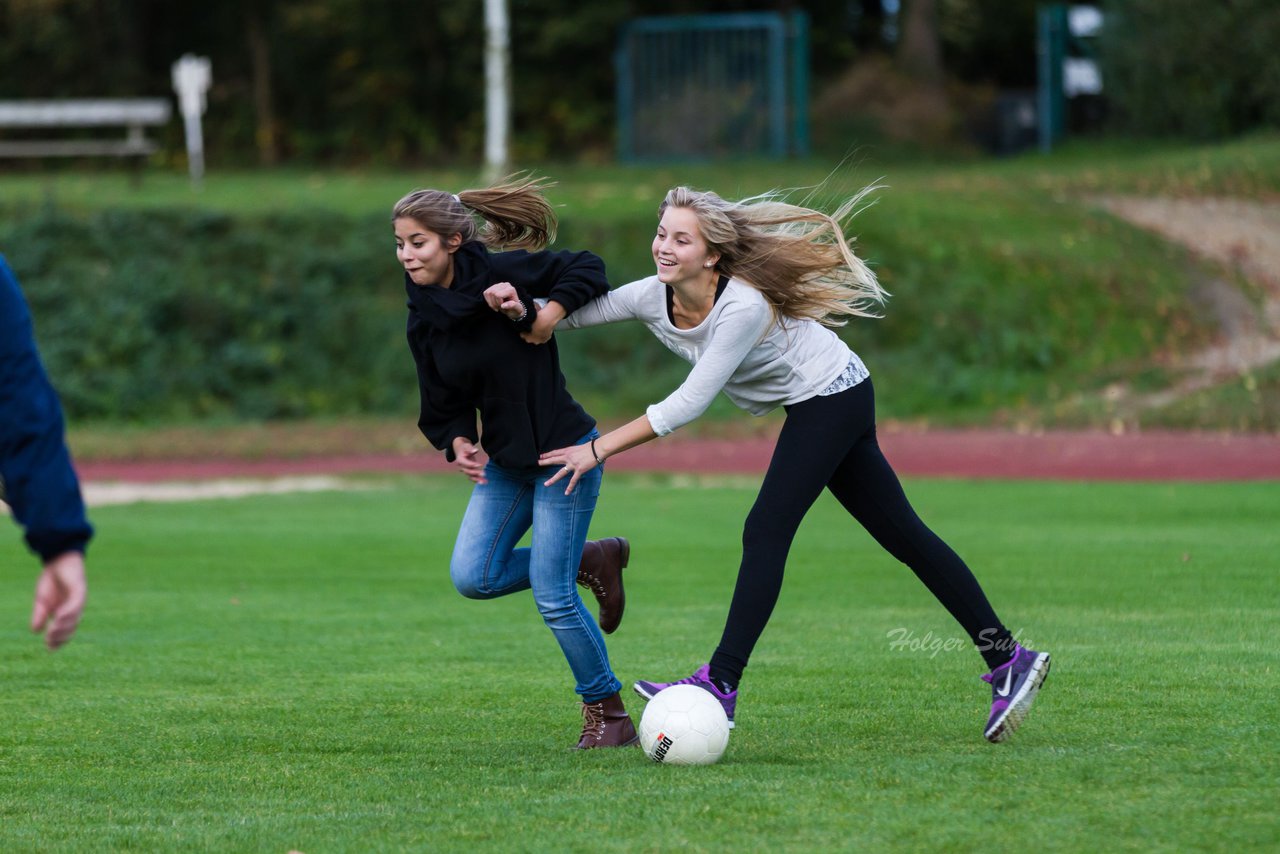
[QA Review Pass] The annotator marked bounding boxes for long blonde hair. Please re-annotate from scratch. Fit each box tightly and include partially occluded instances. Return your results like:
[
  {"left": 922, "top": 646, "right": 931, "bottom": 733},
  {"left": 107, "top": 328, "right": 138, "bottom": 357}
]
[
  {"left": 660, "top": 185, "right": 887, "bottom": 326},
  {"left": 392, "top": 174, "right": 557, "bottom": 251}
]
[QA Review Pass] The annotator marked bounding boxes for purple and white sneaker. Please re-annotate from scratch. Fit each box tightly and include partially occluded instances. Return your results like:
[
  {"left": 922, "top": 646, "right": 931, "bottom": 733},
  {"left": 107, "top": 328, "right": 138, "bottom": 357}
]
[
  {"left": 634, "top": 663, "right": 737, "bottom": 729},
  {"left": 981, "top": 644, "right": 1051, "bottom": 743}
]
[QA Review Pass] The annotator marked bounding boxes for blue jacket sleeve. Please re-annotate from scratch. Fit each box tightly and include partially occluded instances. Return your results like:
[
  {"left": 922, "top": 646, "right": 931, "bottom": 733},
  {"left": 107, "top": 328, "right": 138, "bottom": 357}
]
[{"left": 0, "top": 255, "right": 94, "bottom": 562}]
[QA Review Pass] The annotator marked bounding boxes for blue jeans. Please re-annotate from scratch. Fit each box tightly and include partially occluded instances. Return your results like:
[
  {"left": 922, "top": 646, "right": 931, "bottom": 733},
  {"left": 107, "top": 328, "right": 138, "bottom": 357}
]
[{"left": 449, "top": 435, "right": 622, "bottom": 703}]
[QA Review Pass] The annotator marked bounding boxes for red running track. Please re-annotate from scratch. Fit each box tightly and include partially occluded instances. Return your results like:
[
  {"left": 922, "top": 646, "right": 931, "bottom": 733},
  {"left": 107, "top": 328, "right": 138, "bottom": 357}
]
[{"left": 75, "top": 430, "right": 1280, "bottom": 483}]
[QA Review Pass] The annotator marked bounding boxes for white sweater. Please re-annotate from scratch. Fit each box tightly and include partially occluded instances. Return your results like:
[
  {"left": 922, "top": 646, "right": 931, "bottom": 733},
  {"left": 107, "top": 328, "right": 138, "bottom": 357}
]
[{"left": 560, "top": 275, "right": 867, "bottom": 436}]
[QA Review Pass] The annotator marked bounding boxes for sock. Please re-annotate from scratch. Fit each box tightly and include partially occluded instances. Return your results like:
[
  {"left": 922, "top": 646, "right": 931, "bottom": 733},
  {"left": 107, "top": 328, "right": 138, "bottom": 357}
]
[
  {"left": 707, "top": 654, "right": 744, "bottom": 691},
  {"left": 707, "top": 671, "right": 737, "bottom": 695},
  {"left": 980, "top": 629, "right": 1018, "bottom": 672}
]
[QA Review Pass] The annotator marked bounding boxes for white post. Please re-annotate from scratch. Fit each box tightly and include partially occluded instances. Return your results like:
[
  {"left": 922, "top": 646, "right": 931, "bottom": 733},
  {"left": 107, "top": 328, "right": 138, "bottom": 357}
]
[
  {"left": 483, "top": 0, "right": 510, "bottom": 181},
  {"left": 171, "top": 54, "right": 212, "bottom": 188}
]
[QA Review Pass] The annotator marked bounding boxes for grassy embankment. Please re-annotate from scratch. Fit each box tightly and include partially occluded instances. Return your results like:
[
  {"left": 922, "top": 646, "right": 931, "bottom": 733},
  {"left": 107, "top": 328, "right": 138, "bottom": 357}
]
[{"left": 1, "top": 134, "right": 1276, "bottom": 461}]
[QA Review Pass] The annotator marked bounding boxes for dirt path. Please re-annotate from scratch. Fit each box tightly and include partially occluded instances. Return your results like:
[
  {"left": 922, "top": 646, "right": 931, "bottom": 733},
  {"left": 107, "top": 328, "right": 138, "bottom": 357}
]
[
  {"left": 81, "top": 476, "right": 358, "bottom": 507},
  {"left": 1094, "top": 196, "right": 1280, "bottom": 410},
  {"left": 75, "top": 429, "right": 1280, "bottom": 491}
]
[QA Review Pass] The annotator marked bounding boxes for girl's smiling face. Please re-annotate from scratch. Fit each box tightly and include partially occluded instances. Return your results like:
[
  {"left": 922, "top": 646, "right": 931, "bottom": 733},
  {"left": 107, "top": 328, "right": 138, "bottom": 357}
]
[{"left": 652, "top": 206, "right": 720, "bottom": 286}]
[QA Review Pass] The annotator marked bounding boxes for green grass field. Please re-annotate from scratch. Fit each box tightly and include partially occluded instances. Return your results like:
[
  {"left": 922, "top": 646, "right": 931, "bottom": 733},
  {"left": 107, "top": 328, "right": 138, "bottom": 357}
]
[{"left": 3, "top": 475, "right": 1277, "bottom": 851}]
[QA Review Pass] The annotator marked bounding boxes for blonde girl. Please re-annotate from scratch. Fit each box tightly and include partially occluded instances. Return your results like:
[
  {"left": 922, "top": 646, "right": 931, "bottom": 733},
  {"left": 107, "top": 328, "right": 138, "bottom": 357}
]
[{"left": 487, "top": 185, "right": 1050, "bottom": 744}]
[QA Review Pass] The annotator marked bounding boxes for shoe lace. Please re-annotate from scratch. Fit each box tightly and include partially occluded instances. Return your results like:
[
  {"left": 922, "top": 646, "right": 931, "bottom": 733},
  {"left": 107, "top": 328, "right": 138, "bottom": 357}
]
[
  {"left": 577, "top": 571, "right": 607, "bottom": 598},
  {"left": 580, "top": 702, "right": 606, "bottom": 740}
]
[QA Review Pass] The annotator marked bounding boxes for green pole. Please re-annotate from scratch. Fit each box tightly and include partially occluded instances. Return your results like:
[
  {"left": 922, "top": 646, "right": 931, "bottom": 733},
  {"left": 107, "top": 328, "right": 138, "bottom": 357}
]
[
  {"left": 1037, "top": 4, "right": 1066, "bottom": 152},
  {"left": 789, "top": 10, "right": 810, "bottom": 158},
  {"left": 615, "top": 24, "right": 634, "bottom": 163}
]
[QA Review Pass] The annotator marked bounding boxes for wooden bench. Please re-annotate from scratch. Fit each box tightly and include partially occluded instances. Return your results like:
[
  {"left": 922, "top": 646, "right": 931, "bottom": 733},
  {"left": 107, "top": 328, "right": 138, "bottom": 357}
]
[{"left": 0, "top": 98, "right": 172, "bottom": 160}]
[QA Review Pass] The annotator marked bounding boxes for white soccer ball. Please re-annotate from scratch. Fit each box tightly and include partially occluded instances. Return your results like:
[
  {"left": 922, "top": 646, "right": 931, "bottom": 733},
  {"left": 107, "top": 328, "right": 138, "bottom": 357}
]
[{"left": 638, "top": 684, "right": 730, "bottom": 765}]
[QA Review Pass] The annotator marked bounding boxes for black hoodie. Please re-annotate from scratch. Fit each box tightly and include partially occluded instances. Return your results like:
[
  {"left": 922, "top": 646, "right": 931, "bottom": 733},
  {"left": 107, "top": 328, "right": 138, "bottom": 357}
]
[{"left": 404, "top": 241, "right": 608, "bottom": 469}]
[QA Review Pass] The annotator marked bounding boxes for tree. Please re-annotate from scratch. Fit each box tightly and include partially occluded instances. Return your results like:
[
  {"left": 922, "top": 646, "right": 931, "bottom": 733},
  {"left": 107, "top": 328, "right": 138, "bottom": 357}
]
[
  {"left": 245, "top": 2, "right": 279, "bottom": 165},
  {"left": 898, "top": 0, "right": 943, "bottom": 84},
  {"left": 1100, "top": 0, "right": 1280, "bottom": 137}
]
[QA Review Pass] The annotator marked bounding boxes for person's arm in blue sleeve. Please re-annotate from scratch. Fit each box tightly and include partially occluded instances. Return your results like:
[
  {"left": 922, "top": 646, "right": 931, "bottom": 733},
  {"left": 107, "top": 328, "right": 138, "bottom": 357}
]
[{"left": 0, "top": 255, "right": 91, "bottom": 649}]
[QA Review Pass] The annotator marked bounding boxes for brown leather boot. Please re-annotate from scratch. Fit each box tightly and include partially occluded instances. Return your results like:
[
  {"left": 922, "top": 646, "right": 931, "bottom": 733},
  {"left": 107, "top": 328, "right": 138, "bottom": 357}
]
[
  {"left": 575, "top": 691, "right": 639, "bottom": 749},
  {"left": 577, "top": 537, "right": 629, "bottom": 634}
]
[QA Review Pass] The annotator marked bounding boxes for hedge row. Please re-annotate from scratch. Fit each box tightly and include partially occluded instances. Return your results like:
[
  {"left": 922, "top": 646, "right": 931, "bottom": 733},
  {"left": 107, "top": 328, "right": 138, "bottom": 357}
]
[
  {"left": 0, "top": 196, "right": 1213, "bottom": 426},
  {"left": 0, "top": 204, "right": 692, "bottom": 422},
  {"left": 4, "top": 206, "right": 406, "bottom": 420}
]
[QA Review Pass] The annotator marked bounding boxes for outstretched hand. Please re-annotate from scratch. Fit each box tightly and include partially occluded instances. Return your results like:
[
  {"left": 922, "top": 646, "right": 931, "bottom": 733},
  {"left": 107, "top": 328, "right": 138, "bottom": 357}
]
[
  {"left": 31, "top": 550, "right": 87, "bottom": 650},
  {"left": 539, "top": 443, "right": 599, "bottom": 495},
  {"left": 520, "top": 305, "right": 561, "bottom": 344}
]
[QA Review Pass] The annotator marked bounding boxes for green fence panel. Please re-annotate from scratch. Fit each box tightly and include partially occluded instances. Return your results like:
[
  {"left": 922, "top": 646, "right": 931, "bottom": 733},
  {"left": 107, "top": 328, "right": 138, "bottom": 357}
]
[{"left": 616, "top": 12, "right": 809, "bottom": 162}]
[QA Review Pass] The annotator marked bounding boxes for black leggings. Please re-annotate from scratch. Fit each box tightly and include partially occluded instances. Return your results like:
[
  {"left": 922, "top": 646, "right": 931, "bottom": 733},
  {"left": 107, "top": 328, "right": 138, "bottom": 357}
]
[{"left": 709, "top": 378, "right": 1013, "bottom": 686}]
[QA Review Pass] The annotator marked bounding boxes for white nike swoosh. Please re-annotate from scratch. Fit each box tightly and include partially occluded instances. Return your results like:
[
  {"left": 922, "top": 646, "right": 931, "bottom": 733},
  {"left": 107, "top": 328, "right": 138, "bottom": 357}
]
[{"left": 995, "top": 667, "right": 1015, "bottom": 697}]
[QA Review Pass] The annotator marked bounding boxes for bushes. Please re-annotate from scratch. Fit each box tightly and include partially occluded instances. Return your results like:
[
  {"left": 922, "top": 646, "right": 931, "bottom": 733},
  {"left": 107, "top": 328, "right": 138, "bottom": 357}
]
[
  {"left": 0, "top": 171, "right": 1222, "bottom": 428},
  {"left": 1099, "top": 0, "right": 1280, "bottom": 138},
  {"left": 0, "top": 203, "right": 699, "bottom": 423},
  {"left": 3, "top": 205, "right": 407, "bottom": 420}
]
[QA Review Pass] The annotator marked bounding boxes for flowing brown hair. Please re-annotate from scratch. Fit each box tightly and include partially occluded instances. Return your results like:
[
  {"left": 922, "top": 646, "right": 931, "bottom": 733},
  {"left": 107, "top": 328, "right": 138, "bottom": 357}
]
[
  {"left": 659, "top": 185, "right": 887, "bottom": 326},
  {"left": 392, "top": 174, "right": 557, "bottom": 251}
]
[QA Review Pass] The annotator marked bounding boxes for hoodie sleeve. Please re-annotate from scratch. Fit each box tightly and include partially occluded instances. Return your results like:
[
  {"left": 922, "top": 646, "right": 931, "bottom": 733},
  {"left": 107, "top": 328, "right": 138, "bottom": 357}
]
[
  {"left": 492, "top": 249, "right": 610, "bottom": 317},
  {"left": 405, "top": 311, "right": 477, "bottom": 462},
  {"left": 0, "top": 256, "right": 94, "bottom": 562}
]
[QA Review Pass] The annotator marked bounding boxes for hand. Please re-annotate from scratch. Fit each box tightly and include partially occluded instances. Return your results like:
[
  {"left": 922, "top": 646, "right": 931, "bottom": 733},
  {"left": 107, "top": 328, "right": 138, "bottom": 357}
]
[
  {"left": 520, "top": 301, "right": 566, "bottom": 345},
  {"left": 539, "top": 442, "right": 599, "bottom": 495},
  {"left": 482, "top": 283, "right": 525, "bottom": 321},
  {"left": 31, "top": 550, "right": 87, "bottom": 650},
  {"left": 452, "top": 437, "right": 488, "bottom": 484}
]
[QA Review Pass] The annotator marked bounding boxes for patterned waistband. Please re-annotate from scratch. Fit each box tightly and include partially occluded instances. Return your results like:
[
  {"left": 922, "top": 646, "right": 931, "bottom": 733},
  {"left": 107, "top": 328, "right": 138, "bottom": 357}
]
[{"left": 817, "top": 354, "right": 869, "bottom": 396}]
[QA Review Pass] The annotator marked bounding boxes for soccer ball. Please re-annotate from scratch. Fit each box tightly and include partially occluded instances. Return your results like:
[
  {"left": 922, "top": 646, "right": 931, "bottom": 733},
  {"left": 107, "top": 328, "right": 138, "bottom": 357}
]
[{"left": 638, "top": 684, "right": 730, "bottom": 765}]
